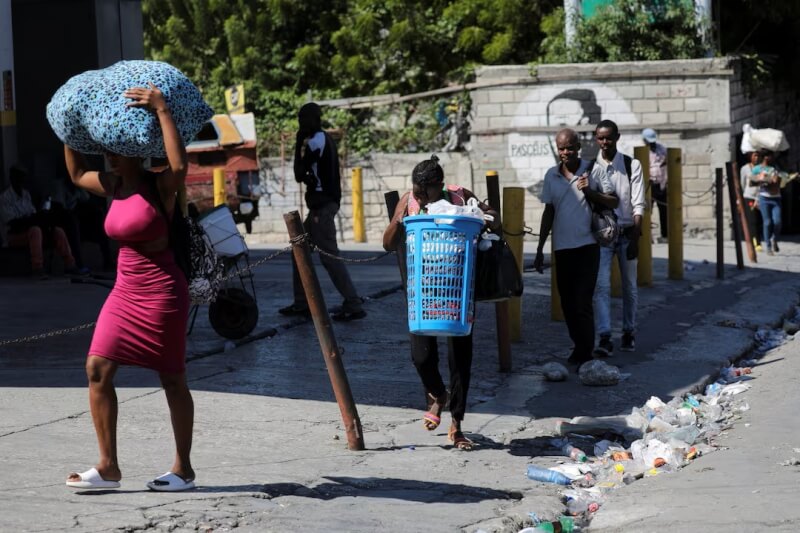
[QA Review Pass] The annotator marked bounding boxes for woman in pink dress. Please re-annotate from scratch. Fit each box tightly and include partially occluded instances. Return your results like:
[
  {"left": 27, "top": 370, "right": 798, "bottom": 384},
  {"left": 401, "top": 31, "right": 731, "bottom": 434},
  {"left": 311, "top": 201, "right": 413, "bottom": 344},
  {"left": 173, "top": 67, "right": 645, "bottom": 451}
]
[{"left": 64, "top": 84, "right": 195, "bottom": 492}]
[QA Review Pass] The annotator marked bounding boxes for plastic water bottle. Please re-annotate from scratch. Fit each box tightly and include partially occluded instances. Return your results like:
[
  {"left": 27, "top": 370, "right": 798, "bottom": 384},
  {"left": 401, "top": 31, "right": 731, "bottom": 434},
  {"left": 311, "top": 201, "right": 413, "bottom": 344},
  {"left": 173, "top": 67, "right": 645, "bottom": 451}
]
[
  {"left": 561, "top": 443, "right": 588, "bottom": 463},
  {"left": 526, "top": 465, "right": 572, "bottom": 485},
  {"left": 531, "top": 516, "right": 575, "bottom": 532}
]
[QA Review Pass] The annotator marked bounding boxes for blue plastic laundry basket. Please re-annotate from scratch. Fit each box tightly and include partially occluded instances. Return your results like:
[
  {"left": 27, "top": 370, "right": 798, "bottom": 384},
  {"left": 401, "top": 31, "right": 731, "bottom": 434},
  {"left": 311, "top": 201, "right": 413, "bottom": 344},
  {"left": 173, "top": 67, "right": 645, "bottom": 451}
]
[{"left": 404, "top": 214, "right": 484, "bottom": 336}]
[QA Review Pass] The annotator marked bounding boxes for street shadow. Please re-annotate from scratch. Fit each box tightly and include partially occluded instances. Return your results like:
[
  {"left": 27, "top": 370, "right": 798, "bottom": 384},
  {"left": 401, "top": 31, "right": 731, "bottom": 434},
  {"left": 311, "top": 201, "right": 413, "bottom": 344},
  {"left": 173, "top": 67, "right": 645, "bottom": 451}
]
[
  {"left": 196, "top": 477, "right": 522, "bottom": 503},
  {"left": 1, "top": 244, "right": 798, "bottom": 427}
]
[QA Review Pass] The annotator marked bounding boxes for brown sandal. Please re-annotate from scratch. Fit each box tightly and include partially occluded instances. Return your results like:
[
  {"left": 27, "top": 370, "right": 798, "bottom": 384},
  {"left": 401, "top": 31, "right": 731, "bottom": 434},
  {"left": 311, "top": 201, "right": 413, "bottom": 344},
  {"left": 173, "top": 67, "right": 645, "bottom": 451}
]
[{"left": 448, "top": 428, "right": 474, "bottom": 451}]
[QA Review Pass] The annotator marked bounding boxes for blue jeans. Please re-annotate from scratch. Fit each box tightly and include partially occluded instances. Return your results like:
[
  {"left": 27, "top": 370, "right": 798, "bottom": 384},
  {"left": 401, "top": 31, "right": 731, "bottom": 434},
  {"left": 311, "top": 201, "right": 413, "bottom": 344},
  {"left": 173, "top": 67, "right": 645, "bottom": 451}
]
[
  {"left": 594, "top": 234, "right": 638, "bottom": 337},
  {"left": 759, "top": 196, "right": 781, "bottom": 245}
]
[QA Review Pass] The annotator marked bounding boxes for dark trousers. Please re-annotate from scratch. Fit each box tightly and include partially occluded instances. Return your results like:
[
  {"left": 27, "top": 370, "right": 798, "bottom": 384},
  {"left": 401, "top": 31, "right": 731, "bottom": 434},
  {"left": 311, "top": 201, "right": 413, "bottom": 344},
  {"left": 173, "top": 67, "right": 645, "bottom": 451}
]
[
  {"left": 652, "top": 183, "right": 668, "bottom": 238},
  {"left": 555, "top": 243, "right": 600, "bottom": 364},
  {"left": 292, "top": 202, "right": 362, "bottom": 312},
  {"left": 410, "top": 333, "right": 473, "bottom": 422}
]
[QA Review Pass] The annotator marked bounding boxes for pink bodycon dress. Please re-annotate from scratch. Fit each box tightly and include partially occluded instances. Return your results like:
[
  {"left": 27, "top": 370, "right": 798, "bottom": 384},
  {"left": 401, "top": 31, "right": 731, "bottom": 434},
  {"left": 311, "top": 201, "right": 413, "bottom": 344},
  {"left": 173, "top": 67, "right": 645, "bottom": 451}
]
[{"left": 88, "top": 180, "right": 189, "bottom": 374}]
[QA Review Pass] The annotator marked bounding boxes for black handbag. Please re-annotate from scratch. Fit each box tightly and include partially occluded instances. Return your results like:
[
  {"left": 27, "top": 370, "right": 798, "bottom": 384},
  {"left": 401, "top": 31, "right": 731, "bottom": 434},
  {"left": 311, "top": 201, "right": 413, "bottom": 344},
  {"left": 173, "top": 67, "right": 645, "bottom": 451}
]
[
  {"left": 147, "top": 174, "right": 224, "bottom": 304},
  {"left": 475, "top": 234, "right": 523, "bottom": 302}
]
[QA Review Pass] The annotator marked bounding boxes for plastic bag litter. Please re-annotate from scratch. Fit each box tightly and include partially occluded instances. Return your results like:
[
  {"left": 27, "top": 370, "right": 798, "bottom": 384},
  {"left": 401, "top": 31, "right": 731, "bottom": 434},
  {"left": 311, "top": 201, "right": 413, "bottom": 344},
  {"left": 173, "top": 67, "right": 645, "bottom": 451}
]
[
  {"left": 645, "top": 396, "right": 667, "bottom": 410},
  {"left": 593, "top": 439, "right": 626, "bottom": 457},
  {"left": 579, "top": 360, "right": 623, "bottom": 386},
  {"left": 549, "top": 463, "right": 594, "bottom": 480},
  {"left": 720, "top": 382, "right": 751, "bottom": 396},
  {"left": 676, "top": 407, "right": 697, "bottom": 427},
  {"left": 542, "top": 362, "right": 569, "bottom": 382},
  {"left": 647, "top": 416, "right": 676, "bottom": 433},
  {"left": 631, "top": 438, "right": 684, "bottom": 468},
  {"left": 427, "top": 197, "right": 485, "bottom": 222}
]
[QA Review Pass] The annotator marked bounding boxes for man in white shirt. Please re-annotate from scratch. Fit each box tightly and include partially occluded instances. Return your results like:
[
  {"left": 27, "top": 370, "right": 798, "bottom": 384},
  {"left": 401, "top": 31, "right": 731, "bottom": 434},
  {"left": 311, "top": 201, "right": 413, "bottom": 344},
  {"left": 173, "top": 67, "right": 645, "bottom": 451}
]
[
  {"left": 592, "top": 120, "right": 646, "bottom": 355},
  {"left": 533, "top": 128, "right": 619, "bottom": 369},
  {"left": 0, "top": 165, "right": 76, "bottom": 277}
]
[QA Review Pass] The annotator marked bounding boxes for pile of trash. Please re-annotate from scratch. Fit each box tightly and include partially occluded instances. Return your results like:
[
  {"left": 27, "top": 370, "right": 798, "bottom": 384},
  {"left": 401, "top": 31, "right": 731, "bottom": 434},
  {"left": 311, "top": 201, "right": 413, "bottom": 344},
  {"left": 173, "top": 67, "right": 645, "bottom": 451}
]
[{"left": 520, "top": 363, "right": 756, "bottom": 532}]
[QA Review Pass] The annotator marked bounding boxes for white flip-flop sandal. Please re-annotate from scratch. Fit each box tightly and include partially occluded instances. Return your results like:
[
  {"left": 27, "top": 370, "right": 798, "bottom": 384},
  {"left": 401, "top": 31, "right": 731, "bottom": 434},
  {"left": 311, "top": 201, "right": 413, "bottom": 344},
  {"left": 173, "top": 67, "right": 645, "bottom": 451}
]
[
  {"left": 146, "top": 472, "right": 195, "bottom": 492},
  {"left": 66, "top": 468, "right": 121, "bottom": 489}
]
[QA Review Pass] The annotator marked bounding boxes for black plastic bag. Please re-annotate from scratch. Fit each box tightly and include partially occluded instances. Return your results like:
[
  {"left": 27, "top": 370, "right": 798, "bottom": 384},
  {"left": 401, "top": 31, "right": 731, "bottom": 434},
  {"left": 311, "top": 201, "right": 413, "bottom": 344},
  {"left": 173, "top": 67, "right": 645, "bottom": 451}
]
[{"left": 475, "top": 236, "right": 523, "bottom": 302}]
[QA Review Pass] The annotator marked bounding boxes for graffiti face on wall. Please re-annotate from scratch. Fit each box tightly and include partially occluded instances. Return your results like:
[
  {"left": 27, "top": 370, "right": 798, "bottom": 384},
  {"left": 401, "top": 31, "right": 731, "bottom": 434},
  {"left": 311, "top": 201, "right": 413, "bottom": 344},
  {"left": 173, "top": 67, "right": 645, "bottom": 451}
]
[{"left": 508, "top": 82, "right": 639, "bottom": 196}]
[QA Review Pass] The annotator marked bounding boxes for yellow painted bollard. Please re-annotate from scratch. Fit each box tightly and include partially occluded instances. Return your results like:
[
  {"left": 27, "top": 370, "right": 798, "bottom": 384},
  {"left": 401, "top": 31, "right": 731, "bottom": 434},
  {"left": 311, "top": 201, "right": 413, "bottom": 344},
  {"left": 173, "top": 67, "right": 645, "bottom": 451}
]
[
  {"left": 634, "top": 146, "right": 653, "bottom": 286},
  {"left": 667, "top": 148, "right": 683, "bottom": 280},
  {"left": 502, "top": 187, "right": 525, "bottom": 341},
  {"left": 213, "top": 167, "right": 226, "bottom": 207},
  {"left": 351, "top": 167, "right": 366, "bottom": 243},
  {"left": 550, "top": 240, "right": 564, "bottom": 321}
]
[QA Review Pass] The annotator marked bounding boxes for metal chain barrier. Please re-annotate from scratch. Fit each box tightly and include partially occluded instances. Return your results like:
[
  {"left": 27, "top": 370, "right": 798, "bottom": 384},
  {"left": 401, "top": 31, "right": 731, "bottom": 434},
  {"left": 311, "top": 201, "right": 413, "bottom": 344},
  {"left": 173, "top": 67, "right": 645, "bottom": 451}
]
[
  {"left": 503, "top": 225, "right": 538, "bottom": 237},
  {"left": 0, "top": 237, "right": 392, "bottom": 347},
  {"left": 651, "top": 184, "right": 715, "bottom": 207},
  {"left": 218, "top": 245, "right": 293, "bottom": 282},
  {"left": 311, "top": 245, "right": 394, "bottom": 263},
  {"left": 0, "top": 321, "right": 97, "bottom": 347}
]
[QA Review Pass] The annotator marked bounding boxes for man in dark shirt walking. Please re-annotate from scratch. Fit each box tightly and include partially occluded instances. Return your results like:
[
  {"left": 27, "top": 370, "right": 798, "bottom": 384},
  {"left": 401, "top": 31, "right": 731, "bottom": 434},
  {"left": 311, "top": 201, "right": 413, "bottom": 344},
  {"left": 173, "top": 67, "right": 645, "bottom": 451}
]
[{"left": 279, "top": 102, "right": 366, "bottom": 321}]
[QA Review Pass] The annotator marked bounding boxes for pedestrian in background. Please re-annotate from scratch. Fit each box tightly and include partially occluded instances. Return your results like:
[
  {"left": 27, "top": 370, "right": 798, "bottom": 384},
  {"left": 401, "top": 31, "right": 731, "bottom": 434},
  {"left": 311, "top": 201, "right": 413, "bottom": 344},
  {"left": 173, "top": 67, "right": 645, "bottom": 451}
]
[
  {"left": 751, "top": 149, "right": 782, "bottom": 255},
  {"left": 533, "top": 129, "right": 618, "bottom": 370},
  {"left": 64, "top": 83, "right": 196, "bottom": 492},
  {"left": 383, "top": 155, "right": 499, "bottom": 450},
  {"left": 642, "top": 128, "right": 668, "bottom": 241},
  {"left": 739, "top": 151, "right": 763, "bottom": 251},
  {"left": 279, "top": 102, "right": 366, "bottom": 322},
  {"left": 593, "top": 120, "right": 646, "bottom": 355}
]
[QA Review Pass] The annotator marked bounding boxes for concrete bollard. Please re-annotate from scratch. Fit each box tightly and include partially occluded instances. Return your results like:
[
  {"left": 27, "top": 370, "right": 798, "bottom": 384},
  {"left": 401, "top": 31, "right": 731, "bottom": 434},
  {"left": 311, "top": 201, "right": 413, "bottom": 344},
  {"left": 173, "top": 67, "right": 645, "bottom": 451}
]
[
  {"left": 503, "top": 187, "right": 525, "bottom": 341},
  {"left": 633, "top": 146, "right": 652, "bottom": 286},
  {"left": 667, "top": 148, "right": 683, "bottom": 280},
  {"left": 486, "top": 171, "right": 512, "bottom": 372},
  {"left": 213, "top": 167, "right": 226, "bottom": 207},
  {"left": 351, "top": 167, "right": 366, "bottom": 243}
]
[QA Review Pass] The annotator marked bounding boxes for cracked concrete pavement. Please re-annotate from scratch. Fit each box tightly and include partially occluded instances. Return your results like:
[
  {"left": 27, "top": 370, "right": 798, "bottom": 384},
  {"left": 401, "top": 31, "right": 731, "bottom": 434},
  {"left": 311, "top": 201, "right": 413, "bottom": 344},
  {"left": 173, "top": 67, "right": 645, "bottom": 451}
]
[{"left": 1, "top": 237, "right": 799, "bottom": 532}]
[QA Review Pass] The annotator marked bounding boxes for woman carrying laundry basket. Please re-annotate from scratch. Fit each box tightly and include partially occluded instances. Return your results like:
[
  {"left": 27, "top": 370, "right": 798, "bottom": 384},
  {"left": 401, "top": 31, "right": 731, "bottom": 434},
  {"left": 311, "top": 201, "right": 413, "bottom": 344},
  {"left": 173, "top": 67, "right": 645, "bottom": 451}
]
[{"left": 383, "top": 155, "right": 499, "bottom": 450}]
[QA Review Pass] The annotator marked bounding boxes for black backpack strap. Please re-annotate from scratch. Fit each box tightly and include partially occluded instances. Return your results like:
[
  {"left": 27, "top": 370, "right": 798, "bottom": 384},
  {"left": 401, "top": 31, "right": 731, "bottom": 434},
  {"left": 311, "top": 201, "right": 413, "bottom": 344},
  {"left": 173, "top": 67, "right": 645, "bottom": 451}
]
[{"left": 623, "top": 155, "right": 632, "bottom": 182}]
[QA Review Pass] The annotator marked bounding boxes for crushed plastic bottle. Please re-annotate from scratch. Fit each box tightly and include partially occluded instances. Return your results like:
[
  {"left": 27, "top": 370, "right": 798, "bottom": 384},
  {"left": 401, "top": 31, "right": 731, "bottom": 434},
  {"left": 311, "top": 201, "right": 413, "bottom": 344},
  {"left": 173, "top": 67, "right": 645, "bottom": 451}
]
[
  {"left": 552, "top": 439, "right": 588, "bottom": 462},
  {"left": 526, "top": 465, "right": 572, "bottom": 485},
  {"left": 565, "top": 494, "right": 601, "bottom": 515},
  {"left": 530, "top": 516, "right": 574, "bottom": 533}
]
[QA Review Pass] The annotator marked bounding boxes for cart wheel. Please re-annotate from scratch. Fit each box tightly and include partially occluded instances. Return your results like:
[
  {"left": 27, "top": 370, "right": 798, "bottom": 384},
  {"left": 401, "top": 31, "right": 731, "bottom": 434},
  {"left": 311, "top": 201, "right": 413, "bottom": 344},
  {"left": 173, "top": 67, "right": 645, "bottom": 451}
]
[{"left": 208, "top": 288, "right": 259, "bottom": 340}]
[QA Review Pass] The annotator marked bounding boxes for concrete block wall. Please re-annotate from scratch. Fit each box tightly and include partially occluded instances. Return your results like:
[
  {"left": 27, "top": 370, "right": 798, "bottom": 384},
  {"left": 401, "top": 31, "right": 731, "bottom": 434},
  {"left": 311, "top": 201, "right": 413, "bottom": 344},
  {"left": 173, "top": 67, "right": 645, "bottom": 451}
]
[
  {"left": 245, "top": 57, "right": 799, "bottom": 243},
  {"left": 248, "top": 153, "right": 472, "bottom": 244},
  {"left": 470, "top": 59, "right": 736, "bottom": 237}
]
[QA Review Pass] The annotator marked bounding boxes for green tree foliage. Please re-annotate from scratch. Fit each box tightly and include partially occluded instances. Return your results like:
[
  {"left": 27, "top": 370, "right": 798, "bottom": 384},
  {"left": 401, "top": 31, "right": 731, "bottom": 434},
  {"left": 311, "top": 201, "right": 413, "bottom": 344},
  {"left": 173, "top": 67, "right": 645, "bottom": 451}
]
[
  {"left": 143, "top": 0, "right": 558, "bottom": 155},
  {"left": 573, "top": 0, "right": 706, "bottom": 62}
]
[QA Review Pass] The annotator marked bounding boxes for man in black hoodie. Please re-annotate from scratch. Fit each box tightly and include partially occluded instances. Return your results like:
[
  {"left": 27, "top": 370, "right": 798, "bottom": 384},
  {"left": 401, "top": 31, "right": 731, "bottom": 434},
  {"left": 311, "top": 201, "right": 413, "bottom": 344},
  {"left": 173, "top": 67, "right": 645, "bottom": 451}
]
[{"left": 279, "top": 102, "right": 365, "bottom": 321}]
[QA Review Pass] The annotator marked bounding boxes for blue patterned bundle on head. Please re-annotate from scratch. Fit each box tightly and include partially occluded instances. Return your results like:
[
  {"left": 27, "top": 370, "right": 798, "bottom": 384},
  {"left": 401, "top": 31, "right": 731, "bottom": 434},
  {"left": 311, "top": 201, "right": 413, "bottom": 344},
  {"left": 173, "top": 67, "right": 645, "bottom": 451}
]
[{"left": 46, "top": 60, "right": 213, "bottom": 158}]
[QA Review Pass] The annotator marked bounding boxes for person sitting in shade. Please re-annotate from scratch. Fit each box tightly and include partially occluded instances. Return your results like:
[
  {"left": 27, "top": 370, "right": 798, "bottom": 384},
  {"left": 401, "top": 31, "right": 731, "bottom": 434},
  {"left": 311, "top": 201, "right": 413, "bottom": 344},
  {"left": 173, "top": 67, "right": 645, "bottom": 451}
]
[{"left": 0, "top": 164, "right": 77, "bottom": 278}]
